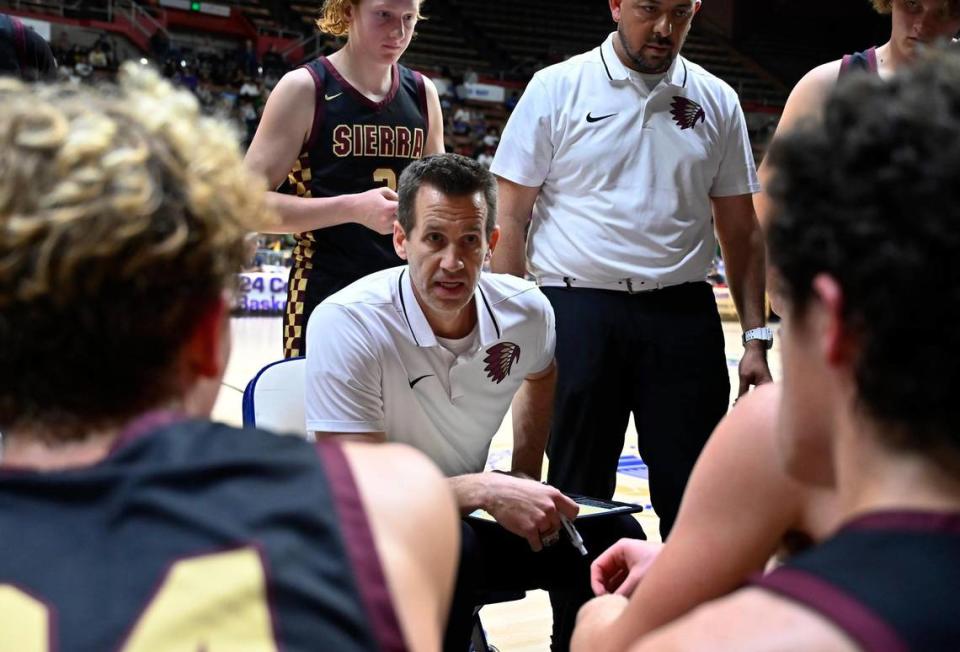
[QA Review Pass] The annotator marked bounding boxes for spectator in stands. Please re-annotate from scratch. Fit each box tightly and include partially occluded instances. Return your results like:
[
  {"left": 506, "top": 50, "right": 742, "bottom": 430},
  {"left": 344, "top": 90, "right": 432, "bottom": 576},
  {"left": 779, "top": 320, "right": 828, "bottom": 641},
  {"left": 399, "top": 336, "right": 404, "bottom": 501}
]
[
  {"left": 576, "top": 47, "right": 960, "bottom": 652},
  {"left": 476, "top": 144, "right": 495, "bottom": 169},
  {"left": 505, "top": 90, "right": 520, "bottom": 112},
  {"left": 89, "top": 44, "right": 109, "bottom": 70},
  {"left": 237, "top": 38, "right": 258, "bottom": 77},
  {"left": 73, "top": 53, "right": 93, "bottom": 81},
  {"left": 482, "top": 125, "right": 500, "bottom": 148},
  {"left": 52, "top": 30, "right": 72, "bottom": 66},
  {"left": 753, "top": 0, "right": 960, "bottom": 230},
  {"left": 452, "top": 102, "right": 472, "bottom": 134},
  {"left": 149, "top": 29, "right": 170, "bottom": 63},
  {"left": 262, "top": 43, "right": 285, "bottom": 74},
  {"left": 0, "top": 62, "right": 458, "bottom": 652},
  {"left": 244, "top": 0, "right": 445, "bottom": 358},
  {"left": 239, "top": 75, "right": 261, "bottom": 100}
]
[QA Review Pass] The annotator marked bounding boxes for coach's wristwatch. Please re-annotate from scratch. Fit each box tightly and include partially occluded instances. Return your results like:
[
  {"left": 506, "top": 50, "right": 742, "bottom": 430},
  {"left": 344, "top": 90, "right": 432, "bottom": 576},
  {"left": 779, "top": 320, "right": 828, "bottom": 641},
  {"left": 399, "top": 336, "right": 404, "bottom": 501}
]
[{"left": 742, "top": 327, "right": 774, "bottom": 349}]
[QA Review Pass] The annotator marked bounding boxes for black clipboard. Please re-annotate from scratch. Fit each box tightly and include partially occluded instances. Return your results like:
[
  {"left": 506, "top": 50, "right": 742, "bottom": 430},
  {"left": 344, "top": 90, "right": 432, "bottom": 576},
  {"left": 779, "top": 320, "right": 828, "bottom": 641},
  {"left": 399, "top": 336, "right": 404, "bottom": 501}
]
[
  {"left": 467, "top": 494, "right": 642, "bottom": 523},
  {"left": 566, "top": 494, "right": 644, "bottom": 520}
]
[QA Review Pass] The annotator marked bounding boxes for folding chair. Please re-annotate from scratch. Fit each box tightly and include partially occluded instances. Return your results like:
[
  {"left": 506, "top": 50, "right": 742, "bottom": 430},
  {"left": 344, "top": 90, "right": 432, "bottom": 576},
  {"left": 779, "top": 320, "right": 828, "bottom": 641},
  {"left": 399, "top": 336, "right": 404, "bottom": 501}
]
[{"left": 241, "top": 356, "right": 310, "bottom": 438}]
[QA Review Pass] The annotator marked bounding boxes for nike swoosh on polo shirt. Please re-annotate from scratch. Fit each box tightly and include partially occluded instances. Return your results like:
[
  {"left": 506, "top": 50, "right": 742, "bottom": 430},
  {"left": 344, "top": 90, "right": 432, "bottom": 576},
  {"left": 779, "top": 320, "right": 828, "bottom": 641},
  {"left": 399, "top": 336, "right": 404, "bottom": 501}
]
[
  {"left": 409, "top": 374, "right": 433, "bottom": 388},
  {"left": 586, "top": 112, "right": 617, "bottom": 123}
]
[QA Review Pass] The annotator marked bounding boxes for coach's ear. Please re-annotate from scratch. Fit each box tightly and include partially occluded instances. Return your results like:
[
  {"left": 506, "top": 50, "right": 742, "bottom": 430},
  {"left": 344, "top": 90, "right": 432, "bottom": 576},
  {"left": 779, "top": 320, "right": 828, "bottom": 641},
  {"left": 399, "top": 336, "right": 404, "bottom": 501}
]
[
  {"left": 609, "top": 0, "right": 623, "bottom": 21},
  {"left": 484, "top": 224, "right": 501, "bottom": 261},
  {"left": 394, "top": 220, "right": 409, "bottom": 261}
]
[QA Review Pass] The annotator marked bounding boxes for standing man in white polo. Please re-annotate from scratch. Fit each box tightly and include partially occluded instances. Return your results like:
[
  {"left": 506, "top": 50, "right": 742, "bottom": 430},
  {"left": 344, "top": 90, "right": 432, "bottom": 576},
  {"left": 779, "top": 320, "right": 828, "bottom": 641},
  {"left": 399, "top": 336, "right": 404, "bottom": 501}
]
[
  {"left": 305, "top": 153, "right": 645, "bottom": 651},
  {"left": 491, "top": 0, "right": 772, "bottom": 538}
]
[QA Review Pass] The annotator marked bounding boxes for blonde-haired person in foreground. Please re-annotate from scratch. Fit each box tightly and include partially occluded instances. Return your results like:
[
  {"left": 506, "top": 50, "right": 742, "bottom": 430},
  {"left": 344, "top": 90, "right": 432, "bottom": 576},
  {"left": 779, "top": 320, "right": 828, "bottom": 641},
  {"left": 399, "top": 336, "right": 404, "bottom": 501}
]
[
  {"left": 245, "top": 0, "right": 444, "bottom": 358},
  {"left": 0, "top": 65, "right": 457, "bottom": 652},
  {"left": 575, "top": 51, "right": 960, "bottom": 652},
  {"left": 753, "top": 0, "right": 960, "bottom": 230}
]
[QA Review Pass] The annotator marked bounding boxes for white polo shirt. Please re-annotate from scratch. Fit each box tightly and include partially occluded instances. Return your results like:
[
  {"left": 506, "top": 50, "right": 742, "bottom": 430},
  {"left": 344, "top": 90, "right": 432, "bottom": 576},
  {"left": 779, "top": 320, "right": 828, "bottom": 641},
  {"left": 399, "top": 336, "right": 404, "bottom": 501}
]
[
  {"left": 492, "top": 32, "right": 760, "bottom": 286},
  {"left": 304, "top": 266, "right": 556, "bottom": 477}
]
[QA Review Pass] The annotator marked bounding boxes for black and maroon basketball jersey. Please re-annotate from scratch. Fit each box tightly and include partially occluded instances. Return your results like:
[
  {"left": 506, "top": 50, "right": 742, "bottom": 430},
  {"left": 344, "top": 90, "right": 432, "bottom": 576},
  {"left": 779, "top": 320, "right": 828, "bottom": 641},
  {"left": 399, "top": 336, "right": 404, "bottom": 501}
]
[
  {"left": 0, "top": 415, "right": 407, "bottom": 652},
  {"left": 0, "top": 13, "right": 56, "bottom": 81},
  {"left": 755, "top": 511, "right": 960, "bottom": 651},
  {"left": 280, "top": 57, "right": 429, "bottom": 357}
]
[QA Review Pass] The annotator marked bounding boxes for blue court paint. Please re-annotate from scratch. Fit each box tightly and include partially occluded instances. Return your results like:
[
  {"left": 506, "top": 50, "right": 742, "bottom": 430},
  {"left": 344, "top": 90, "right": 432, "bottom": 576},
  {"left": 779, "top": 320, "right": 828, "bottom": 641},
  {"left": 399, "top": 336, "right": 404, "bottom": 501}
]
[{"left": 617, "top": 453, "right": 648, "bottom": 480}]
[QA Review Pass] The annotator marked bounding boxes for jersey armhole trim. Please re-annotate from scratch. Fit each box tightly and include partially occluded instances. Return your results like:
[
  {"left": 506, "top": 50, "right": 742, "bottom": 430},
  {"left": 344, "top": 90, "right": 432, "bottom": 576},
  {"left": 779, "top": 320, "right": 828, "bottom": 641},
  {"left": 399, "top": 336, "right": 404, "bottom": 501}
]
[
  {"left": 316, "top": 440, "right": 408, "bottom": 652},
  {"left": 755, "top": 567, "right": 908, "bottom": 652},
  {"left": 413, "top": 70, "right": 429, "bottom": 131},
  {"left": 303, "top": 62, "right": 326, "bottom": 152},
  {"left": 11, "top": 16, "right": 28, "bottom": 73}
]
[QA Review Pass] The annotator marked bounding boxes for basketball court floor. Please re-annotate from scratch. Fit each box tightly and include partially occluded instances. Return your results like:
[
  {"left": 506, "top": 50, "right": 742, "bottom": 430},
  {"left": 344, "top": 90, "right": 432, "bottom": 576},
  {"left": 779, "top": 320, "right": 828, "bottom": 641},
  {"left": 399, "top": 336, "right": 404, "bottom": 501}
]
[{"left": 214, "top": 315, "right": 782, "bottom": 652}]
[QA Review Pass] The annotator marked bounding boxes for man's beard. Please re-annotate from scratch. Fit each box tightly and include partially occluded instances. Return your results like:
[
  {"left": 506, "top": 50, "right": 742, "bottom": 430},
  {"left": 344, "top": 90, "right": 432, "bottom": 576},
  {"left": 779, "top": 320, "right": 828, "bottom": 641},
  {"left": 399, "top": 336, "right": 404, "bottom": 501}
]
[{"left": 617, "top": 23, "right": 677, "bottom": 74}]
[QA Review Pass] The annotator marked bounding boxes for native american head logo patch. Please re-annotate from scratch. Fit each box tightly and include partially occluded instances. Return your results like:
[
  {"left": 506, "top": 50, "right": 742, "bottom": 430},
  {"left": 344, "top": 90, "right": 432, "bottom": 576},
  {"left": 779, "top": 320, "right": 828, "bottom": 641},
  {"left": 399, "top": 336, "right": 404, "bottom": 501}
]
[
  {"left": 484, "top": 342, "right": 521, "bottom": 384},
  {"left": 670, "top": 96, "right": 706, "bottom": 130}
]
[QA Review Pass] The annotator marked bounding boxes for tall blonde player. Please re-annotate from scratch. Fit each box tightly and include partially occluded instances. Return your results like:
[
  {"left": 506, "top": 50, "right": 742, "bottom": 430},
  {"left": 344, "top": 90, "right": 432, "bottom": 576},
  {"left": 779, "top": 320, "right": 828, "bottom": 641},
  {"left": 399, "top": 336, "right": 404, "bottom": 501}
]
[{"left": 245, "top": 0, "right": 444, "bottom": 357}]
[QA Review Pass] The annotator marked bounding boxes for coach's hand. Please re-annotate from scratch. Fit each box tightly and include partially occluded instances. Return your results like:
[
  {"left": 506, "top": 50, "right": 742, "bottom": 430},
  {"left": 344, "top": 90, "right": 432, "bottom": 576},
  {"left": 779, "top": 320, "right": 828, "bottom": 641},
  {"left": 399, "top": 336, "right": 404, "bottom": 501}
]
[
  {"left": 485, "top": 474, "right": 579, "bottom": 551},
  {"left": 738, "top": 343, "right": 773, "bottom": 398},
  {"left": 590, "top": 539, "right": 663, "bottom": 597},
  {"left": 353, "top": 187, "right": 399, "bottom": 235}
]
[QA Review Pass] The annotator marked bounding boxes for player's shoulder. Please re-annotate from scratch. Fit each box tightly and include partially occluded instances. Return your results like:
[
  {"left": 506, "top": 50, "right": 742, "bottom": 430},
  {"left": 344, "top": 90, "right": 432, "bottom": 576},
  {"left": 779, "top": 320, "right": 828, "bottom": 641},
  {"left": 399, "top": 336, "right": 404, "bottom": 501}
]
[
  {"left": 274, "top": 65, "right": 319, "bottom": 98},
  {"left": 792, "top": 59, "right": 843, "bottom": 99},
  {"left": 342, "top": 441, "right": 445, "bottom": 495},
  {"left": 339, "top": 441, "right": 456, "bottom": 547},
  {"left": 631, "top": 587, "right": 858, "bottom": 652}
]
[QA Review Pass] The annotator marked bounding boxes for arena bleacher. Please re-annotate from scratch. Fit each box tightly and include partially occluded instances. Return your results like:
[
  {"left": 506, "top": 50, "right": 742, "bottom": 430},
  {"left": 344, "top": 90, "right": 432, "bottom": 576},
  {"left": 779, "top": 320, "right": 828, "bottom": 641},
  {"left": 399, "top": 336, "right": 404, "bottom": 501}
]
[{"left": 0, "top": 0, "right": 836, "bottom": 313}]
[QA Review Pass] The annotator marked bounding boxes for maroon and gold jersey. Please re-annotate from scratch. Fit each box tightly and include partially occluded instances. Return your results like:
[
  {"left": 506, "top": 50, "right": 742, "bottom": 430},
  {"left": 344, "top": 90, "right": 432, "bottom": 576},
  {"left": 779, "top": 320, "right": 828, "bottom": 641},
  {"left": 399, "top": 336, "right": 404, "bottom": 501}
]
[
  {"left": 0, "top": 415, "right": 406, "bottom": 652},
  {"left": 280, "top": 57, "right": 429, "bottom": 357}
]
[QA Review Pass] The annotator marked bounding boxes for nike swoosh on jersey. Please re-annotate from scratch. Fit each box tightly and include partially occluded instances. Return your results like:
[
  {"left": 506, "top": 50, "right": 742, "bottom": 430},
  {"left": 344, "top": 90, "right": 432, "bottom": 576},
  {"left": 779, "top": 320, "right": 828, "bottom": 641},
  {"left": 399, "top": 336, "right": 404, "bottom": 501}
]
[
  {"left": 586, "top": 112, "right": 617, "bottom": 123},
  {"left": 409, "top": 374, "right": 433, "bottom": 388},
  {"left": 325, "top": 92, "right": 344, "bottom": 101}
]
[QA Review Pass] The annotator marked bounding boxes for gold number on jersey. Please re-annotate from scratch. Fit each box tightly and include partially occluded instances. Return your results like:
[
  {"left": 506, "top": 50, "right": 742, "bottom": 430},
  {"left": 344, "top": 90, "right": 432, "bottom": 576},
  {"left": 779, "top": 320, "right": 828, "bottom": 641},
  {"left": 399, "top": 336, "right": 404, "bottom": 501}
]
[
  {"left": 0, "top": 548, "right": 278, "bottom": 651},
  {"left": 373, "top": 167, "right": 398, "bottom": 191},
  {"left": 0, "top": 585, "right": 49, "bottom": 652}
]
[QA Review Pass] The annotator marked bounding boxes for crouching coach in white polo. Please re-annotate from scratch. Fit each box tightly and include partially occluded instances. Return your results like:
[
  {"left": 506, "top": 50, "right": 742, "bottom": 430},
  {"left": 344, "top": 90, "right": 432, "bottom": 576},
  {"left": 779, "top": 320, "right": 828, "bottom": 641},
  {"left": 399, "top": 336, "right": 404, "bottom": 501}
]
[{"left": 305, "top": 153, "right": 645, "bottom": 651}]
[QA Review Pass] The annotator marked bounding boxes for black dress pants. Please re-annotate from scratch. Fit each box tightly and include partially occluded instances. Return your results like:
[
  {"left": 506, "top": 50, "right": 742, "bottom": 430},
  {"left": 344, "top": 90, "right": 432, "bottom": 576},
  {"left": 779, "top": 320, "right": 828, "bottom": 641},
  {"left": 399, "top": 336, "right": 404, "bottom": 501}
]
[
  {"left": 541, "top": 283, "right": 730, "bottom": 538},
  {"left": 443, "top": 514, "right": 645, "bottom": 651}
]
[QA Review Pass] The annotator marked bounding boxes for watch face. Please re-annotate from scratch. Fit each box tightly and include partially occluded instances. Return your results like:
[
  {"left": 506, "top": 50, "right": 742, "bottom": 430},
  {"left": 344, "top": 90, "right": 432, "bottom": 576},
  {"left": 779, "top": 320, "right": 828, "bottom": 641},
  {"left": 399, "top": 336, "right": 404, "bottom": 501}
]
[{"left": 743, "top": 329, "right": 774, "bottom": 348}]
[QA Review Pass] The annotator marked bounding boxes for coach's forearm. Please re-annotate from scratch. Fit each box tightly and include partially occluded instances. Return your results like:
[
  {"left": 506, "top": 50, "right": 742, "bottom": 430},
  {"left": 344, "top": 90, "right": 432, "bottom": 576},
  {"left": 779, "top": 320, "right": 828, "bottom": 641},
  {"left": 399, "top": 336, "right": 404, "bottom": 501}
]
[
  {"left": 491, "top": 177, "right": 539, "bottom": 277},
  {"left": 510, "top": 365, "right": 556, "bottom": 480},
  {"left": 448, "top": 473, "right": 496, "bottom": 515},
  {"left": 714, "top": 195, "right": 766, "bottom": 331}
]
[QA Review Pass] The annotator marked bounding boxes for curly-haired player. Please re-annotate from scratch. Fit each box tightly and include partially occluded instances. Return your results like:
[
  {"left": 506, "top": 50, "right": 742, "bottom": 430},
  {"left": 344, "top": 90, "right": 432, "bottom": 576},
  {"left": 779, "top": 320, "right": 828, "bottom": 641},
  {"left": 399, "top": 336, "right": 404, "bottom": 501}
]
[
  {"left": 245, "top": 0, "right": 444, "bottom": 357},
  {"left": 0, "top": 65, "right": 457, "bottom": 652}
]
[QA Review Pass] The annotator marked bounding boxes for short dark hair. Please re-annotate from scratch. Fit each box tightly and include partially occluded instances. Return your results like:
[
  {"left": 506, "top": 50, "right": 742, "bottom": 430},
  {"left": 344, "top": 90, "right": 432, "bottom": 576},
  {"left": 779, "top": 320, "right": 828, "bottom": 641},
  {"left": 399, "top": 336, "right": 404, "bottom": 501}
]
[
  {"left": 766, "top": 49, "right": 960, "bottom": 469},
  {"left": 397, "top": 153, "right": 497, "bottom": 238}
]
